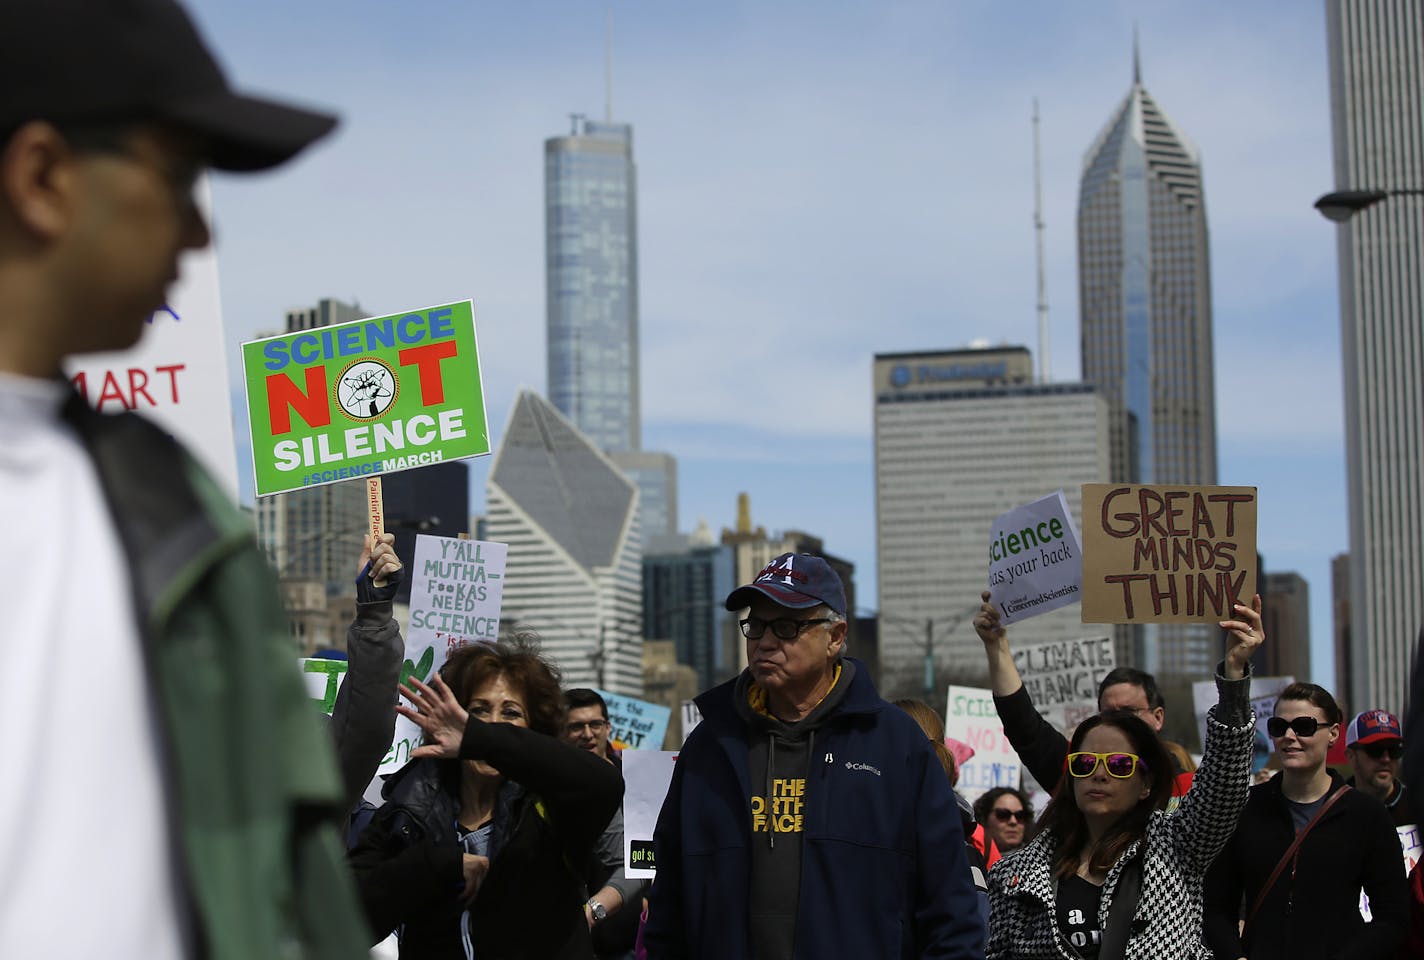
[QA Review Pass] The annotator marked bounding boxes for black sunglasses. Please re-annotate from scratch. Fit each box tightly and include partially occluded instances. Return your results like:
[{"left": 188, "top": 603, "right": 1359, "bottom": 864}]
[
  {"left": 991, "top": 807, "right": 1031, "bottom": 824},
  {"left": 1266, "top": 716, "right": 1334, "bottom": 739},
  {"left": 739, "top": 617, "right": 832, "bottom": 640},
  {"left": 1357, "top": 741, "right": 1404, "bottom": 760}
]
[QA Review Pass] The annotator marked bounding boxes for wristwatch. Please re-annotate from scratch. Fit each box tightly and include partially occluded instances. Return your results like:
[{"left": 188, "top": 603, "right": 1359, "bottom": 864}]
[{"left": 587, "top": 899, "right": 608, "bottom": 924}]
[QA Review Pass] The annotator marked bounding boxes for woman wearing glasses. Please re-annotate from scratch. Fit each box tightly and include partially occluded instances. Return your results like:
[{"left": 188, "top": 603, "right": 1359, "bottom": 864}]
[
  {"left": 973, "top": 788, "right": 1035, "bottom": 854},
  {"left": 985, "top": 599, "right": 1262, "bottom": 960},
  {"left": 1203, "top": 683, "right": 1409, "bottom": 960}
]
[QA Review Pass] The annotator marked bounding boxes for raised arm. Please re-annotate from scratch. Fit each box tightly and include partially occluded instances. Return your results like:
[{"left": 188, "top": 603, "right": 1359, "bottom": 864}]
[
  {"left": 329, "top": 532, "right": 404, "bottom": 808},
  {"left": 1163, "top": 597, "right": 1262, "bottom": 876},
  {"left": 976, "top": 591, "right": 1071, "bottom": 792}
]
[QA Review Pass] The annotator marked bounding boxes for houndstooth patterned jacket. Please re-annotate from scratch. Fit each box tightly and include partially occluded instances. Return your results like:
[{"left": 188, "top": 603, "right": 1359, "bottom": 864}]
[{"left": 986, "top": 681, "right": 1254, "bottom": 960}]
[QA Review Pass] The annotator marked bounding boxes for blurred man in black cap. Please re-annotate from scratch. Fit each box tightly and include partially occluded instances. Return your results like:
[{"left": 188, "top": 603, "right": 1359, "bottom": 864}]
[
  {"left": 0, "top": 1, "right": 366, "bottom": 957},
  {"left": 644, "top": 552, "right": 984, "bottom": 959}
]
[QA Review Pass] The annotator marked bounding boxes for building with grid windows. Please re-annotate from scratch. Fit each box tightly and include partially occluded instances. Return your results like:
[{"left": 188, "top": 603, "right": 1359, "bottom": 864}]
[
  {"left": 873, "top": 347, "right": 1109, "bottom": 696},
  {"left": 545, "top": 116, "right": 640, "bottom": 454},
  {"left": 1326, "top": 0, "right": 1424, "bottom": 714},
  {"left": 1078, "top": 55, "right": 1217, "bottom": 676},
  {"left": 487, "top": 390, "right": 643, "bottom": 695}
]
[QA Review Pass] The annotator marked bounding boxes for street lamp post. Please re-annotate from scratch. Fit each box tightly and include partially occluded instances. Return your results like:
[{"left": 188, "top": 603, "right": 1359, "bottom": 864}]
[{"left": 1313, "top": 187, "right": 1424, "bottom": 222}]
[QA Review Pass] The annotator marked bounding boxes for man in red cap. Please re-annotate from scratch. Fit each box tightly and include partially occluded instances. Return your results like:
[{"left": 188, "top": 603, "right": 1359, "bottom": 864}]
[
  {"left": 1346, "top": 708, "right": 1416, "bottom": 827},
  {"left": 0, "top": 1, "right": 364, "bottom": 957}
]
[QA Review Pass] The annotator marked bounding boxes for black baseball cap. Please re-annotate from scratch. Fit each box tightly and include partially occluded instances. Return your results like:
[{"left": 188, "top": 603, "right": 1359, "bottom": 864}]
[{"left": 0, "top": 0, "right": 337, "bottom": 171}]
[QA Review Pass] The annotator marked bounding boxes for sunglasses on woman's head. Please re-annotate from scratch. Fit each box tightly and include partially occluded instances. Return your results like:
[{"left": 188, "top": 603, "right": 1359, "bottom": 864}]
[
  {"left": 992, "top": 807, "right": 1030, "bottom": 823},
  {"left": 1067, "top": 751, "right": 1145, "bottom": 779},
  {"left": 1358, "top": 741, "right": 1404, "bottom": 760},
  {"left": 1266, "top": 716, "right": 1333, "bottom": 739}
]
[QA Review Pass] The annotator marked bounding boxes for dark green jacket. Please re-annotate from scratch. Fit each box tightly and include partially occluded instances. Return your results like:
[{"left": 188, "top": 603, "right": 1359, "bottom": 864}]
[{"left": 66, "top": 397, "right": 369, "bottom": 960}]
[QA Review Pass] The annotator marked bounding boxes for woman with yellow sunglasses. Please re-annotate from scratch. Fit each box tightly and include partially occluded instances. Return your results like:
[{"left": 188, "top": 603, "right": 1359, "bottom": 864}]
[{"left": 986, "top": 598, "right": 1264, "bottom": 959}]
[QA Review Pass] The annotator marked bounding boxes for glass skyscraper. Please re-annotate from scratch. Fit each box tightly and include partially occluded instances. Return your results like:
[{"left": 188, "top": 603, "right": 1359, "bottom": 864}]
[
  {"left": 1078, "top": 56, "right": 1218, "bottom": 676},
  {"left": 544, "top": 116, "right": 640, "bottom": 454}
]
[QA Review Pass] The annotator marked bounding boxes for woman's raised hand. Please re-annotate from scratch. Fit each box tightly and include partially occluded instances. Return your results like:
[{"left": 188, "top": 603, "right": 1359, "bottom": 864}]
[
  {"left": 397, "top": 673, "right": 469, "bottom": 760},
  {"left": 1219, "top": 593, "right": 1264, "bottom": 680}
]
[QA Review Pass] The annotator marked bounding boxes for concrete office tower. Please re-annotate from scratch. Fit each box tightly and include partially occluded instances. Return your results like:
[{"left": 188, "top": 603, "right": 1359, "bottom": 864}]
[
  {"left": 1326, "top": 0, "right": 1424, "bottom": 713},
  {"left": 487, "top": 390, "right": 643, "bottom": 695},
  {"left": 1260, "top": 572, "right": 1311, "bottom": 681},
  {"left": 1331, "top": 553, "right": 1352, "bottom": 704},
  {"left": 545, "top": 115, "right": 639, "bottom": 453},
  {"left": 874, "top": 348, "right": 1110, "bottom": 695},
  {"left": 1078, "top": 51, "right": 1218, "bottom": 676}
]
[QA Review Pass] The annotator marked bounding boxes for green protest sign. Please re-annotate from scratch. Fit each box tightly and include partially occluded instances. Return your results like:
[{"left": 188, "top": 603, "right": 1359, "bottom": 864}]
[{"left": 241, "top": 300, "right": 489, "bottom": 496}]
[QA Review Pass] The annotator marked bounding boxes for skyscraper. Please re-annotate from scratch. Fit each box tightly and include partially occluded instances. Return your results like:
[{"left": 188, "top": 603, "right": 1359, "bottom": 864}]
[
  {"left": 1326, "top": 0, "right": 1424, "bottom": 713},
  {"left": 486, "top": 390, "right": 643, "bottom": 695},
  {"left": 1078, "top": 51, "right": 1217, "bottom": 676},
  {"left": 873, "top": 347, "right": 1109, "bottom": 695},
  {"left": 545, "top": 115, "right": 639, "bottom": 454}
]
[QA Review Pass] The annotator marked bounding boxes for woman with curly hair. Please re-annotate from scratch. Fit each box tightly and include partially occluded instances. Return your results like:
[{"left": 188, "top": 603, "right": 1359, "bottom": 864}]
[
  {"left": 984, "top": 598, "right": 1263, "bottom": 959},
  {"left": 350, "top": 640, "right": 622, "bottom": 959}
]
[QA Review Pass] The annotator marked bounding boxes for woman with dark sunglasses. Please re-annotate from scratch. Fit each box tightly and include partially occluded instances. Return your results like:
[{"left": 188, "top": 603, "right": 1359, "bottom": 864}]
[
  {"left": 986, "top": 599, "right": 1262, "bottom": 959},
  {"left": 1203, "top": 682, "right": 1409, "bottom": 960},
  {"left": 973, "top": 787, "right": 1035, "bottom": 853}
]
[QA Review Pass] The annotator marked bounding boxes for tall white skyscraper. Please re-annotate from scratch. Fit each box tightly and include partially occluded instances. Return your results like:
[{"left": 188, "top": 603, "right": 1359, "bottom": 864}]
[
  {"left": 873, "top": 348, "right": 1110, "bottom": 694},
  {"left": 1078, "top": 51, "right": 1218, "bottom": 676},
  {"left": 487, "top": 390, "right": 643, "bottom": 695},
  {"left": 1325, "top": 0, "right": 1424, "bottom": 712}
]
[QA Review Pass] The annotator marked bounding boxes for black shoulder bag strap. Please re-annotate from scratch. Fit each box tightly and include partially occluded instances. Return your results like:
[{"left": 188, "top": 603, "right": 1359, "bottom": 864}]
[
  {"left": 1245, "top": 783, "right": 1350, "bottom": 930},
  {"left": 1098, "top": 850, "right": 1143, "bottom": 960}
]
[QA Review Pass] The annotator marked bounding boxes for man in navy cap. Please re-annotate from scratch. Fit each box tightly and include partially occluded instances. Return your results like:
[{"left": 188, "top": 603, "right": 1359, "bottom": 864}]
[
  {"left": 1346, "top": 708, "right": 1416, "bottom": 828},
  {"left": 644, "top": 552, "right": 985, "bottom": 959},
  {"left": 0, "top": 1, "right": 365, "bottom": 957}
]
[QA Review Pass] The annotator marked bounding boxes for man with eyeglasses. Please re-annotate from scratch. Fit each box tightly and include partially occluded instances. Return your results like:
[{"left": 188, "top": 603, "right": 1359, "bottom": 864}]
[
  {"left": 561, "top": 688, "right": 647, "bottom": 958},
  {"left": 1345, "top": 709, "right": 1416, "bottom": 828},
  {"left": 0, "top": 1, "right": 367, "bottom": 957},
  {"left": 644, "top": 552, "right": 984, "bottom": 959}
]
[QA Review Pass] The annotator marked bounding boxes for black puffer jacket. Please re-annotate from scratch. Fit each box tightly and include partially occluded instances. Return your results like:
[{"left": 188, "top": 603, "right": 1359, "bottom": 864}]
[
  {"left": 350, "top": 717, "right": 623, "bottom": 959},
  {"left": 1203, "top": 769, "right": 1408, "bottom": 960}
]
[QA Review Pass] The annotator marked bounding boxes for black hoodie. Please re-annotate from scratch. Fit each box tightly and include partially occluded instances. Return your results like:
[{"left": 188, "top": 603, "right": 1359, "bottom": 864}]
[{"left": 734, "top": 659, "right": 857, "bottom": 960}]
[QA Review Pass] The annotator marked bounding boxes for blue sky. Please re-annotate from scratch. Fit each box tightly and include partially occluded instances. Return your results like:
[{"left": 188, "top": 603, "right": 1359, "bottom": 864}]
[{"left": 194, "top": 1, "right": 1345, "bottom": 687}]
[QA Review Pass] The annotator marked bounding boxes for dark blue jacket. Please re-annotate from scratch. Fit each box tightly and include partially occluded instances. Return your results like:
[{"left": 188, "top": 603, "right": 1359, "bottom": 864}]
[{"left": 644, "top": 658, "right": 985, "bottom": 959}]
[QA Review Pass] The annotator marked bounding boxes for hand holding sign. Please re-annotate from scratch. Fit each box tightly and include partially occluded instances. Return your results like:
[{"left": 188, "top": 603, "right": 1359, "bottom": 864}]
[
  {"left": 1220, "top": 594, "right": 1265, "bottom": 681},
  {"left": 359, "top": 531, "right": 401, "bottom": 590},
  {"left": 397, "top": 673, "right": 469, "bottom": 760}
]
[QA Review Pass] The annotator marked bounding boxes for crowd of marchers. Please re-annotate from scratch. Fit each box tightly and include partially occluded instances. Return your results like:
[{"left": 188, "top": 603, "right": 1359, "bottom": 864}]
[{"left": 7, "top": 0, "right": 1423, "bottom": 957}]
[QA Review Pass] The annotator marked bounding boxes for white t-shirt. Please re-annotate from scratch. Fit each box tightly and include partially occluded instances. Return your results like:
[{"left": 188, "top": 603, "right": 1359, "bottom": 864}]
[{"left": 0, "top": 373, "right": 187, "bottom": 958}]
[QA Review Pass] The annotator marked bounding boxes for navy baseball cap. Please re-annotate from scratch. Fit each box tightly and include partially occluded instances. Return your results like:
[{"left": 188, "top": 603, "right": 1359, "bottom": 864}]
[
  {"left": 725, "top": 552, "right": 847, "bottom": 616},
  {"left": 0, "top": 0, "right": 337, "bottom": 171},
  {"left": 1345, "top": 709, "right": 1402, "bottom": 747}
]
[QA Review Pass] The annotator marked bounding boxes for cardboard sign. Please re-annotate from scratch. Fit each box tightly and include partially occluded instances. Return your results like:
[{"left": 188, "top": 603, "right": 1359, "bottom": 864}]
[
  {"left": 65, "top": 179, "right": 240, "bottom": 495},
  {"left": 1081, "top": 484, "right": 1258, "bottom": 623},
  {"left": 596, "top": 690, "right": 672, "bottom": 751},
  {"left": 241, "top": 300, "right": 490, "bottom": 497},
  {"left": 1014, "top": 635, "right": 1115, "bottom": 734},
  {"left": 988, "top": 490, "right": 1084, "bottom": 624},
  {"left": 944, "top": 685, "right": 1022, "bottom": 803},
  {"left": 379, "top": 535, "right": 508, "bottom": 774},
  {"left": 623, "top": 750, "right": 678, "bottom": 878}
]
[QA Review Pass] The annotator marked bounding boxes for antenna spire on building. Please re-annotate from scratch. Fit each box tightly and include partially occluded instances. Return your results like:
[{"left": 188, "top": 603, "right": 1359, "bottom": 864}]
[
  {"left": 604, "top": 8, "right": 614, "bottom": 122},
  {"left": 1033, "top": 98, "right": 1050, "bottom": 383},
  {"left": 1133, "top": 25, "right": 1142, "bottom": 85}
]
